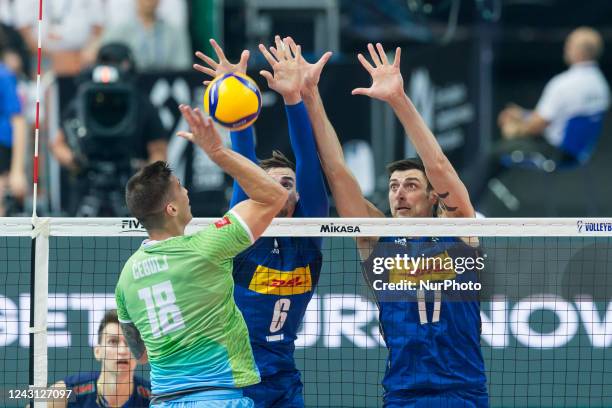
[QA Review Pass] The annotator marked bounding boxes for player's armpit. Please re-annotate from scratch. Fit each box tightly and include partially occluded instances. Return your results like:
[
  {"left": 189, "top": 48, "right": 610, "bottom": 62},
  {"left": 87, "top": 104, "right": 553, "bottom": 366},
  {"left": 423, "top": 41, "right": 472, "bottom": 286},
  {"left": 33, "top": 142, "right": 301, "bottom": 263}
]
[{"left": 120, "top": 322, "right": 148, "bottom": 364}]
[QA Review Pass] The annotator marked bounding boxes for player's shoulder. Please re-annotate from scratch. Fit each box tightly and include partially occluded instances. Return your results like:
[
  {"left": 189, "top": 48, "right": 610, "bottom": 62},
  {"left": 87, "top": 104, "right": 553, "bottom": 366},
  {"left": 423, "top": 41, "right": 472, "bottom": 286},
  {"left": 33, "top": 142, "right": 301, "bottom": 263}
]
[{"left": 195, "top": 211, "right": 252, "bottom": 241}]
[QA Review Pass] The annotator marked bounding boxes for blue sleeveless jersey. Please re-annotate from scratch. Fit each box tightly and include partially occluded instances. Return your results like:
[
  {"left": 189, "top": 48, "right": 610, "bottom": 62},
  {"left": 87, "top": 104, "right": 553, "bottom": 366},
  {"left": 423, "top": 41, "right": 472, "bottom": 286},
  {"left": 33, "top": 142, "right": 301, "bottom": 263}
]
[
  {"left": 64, "top": 371, "right": 151, "bottom": 407},
  {"left": 362, "top": 237, "right": 487, "bottom": 393},
  {"left": 233, "top": 236, "right": 322, "bottom": 377}
]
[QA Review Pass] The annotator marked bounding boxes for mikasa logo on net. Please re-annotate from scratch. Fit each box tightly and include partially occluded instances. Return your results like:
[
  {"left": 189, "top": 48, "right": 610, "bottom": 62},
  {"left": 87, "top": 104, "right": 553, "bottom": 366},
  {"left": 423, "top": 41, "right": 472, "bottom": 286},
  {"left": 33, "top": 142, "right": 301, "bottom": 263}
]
[{"left": 319, "top": 223, "right": 361, "bottom": 233}]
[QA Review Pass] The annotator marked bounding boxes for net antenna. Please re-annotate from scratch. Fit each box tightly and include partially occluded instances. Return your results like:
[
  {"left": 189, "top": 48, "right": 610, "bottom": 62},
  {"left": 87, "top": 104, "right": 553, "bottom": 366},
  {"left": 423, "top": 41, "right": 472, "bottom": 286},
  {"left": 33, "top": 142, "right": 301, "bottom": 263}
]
[{"left": 30, "top": 0, "right": 49, "bottom": 407}]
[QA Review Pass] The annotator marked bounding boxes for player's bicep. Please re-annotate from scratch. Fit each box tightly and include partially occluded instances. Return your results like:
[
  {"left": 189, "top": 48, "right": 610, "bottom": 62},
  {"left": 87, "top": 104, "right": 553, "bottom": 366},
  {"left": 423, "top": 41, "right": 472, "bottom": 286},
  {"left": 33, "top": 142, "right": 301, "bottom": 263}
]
[{"left": 426, "top": 164, "right": 475, "bottom": 218}]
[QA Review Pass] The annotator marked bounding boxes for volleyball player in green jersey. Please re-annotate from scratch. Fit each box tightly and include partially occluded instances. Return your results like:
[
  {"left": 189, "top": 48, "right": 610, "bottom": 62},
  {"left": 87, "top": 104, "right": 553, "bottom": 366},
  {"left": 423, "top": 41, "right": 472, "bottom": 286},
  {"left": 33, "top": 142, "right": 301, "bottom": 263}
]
[{"left": 115, "top": 105, "right": 288, "bottom": 407}]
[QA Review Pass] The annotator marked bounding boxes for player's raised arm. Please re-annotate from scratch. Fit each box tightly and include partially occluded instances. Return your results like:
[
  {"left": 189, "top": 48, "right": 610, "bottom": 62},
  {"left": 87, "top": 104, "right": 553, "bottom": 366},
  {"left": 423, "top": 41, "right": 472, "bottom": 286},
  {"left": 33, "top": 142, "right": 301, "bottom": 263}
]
[
  {"left": 194, "top": 39, "right": 256, "bottom": 208},
  {"left": 178, "top": 105, "right": 288, "bottom": 240},
  {"left": 259, "top": 36, "right": 329, "bottom": 218},
  {"left": 353, "top": 43, "right": 474, "bottom": 218},
  {"left": 290, "top": 38, "right": 379, "bottom": 219}
]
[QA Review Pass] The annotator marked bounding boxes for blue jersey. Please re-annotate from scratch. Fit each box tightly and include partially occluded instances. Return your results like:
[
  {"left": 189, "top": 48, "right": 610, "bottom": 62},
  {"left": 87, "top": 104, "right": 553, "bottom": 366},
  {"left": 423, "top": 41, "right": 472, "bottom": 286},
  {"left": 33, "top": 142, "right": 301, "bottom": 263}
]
[
  {"left": 233, "top": 235, "right": 322, "bottom": 377},
  {"left": 0, "top": 63, "right": 21, "bottom": 148},
  {"left": 229, "top": 101, "right": 328, "bottom": 380},
  {"left": 362, "top": 237, "right": 487, "bottom": 393},
  {"left": 64, "top": 371, "right": 151, "bottom": 407}
]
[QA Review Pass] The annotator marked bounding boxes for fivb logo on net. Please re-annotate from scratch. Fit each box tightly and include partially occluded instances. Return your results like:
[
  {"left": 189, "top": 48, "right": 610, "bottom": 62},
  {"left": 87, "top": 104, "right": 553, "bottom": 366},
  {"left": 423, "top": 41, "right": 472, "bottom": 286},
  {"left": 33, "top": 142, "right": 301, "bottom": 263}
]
[
  {"left": 121, "top": 219, "right": 146, "bottom": 232},
  {"left": 577, "top": 220, "right": 612, "bottom": 233}
]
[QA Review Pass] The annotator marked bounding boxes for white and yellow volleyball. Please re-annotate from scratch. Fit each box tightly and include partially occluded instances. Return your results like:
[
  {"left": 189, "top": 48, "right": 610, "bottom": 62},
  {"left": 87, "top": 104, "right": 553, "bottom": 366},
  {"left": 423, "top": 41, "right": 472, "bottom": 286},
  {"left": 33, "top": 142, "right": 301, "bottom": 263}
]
[{"left": 203, "top": 72, "right": 262, "bottom": 131}]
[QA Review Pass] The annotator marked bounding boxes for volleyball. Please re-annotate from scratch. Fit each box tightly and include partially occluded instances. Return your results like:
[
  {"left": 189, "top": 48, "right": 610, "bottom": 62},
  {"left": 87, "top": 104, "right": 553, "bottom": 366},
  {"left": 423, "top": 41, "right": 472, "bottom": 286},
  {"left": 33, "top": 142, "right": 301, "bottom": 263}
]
[{"left": 203, "top": 72, "right": 262, "bottom": 131}]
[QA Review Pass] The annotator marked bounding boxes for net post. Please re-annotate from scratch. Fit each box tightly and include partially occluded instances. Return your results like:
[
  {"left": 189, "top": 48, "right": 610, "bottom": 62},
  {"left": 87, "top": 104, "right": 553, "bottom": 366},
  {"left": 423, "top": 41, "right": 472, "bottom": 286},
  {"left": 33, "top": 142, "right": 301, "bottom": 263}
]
[{"left": 29, "top": 217, "right": 49, "bottom": 408}]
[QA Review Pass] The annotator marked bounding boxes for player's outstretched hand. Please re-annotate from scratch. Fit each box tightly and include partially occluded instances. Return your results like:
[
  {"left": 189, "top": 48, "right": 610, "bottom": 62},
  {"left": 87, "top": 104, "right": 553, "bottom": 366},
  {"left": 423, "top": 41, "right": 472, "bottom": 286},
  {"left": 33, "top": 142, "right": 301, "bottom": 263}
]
[
  {"left": 193, "top": 39, "right": 250, "bottom": 86},
  {"left": 177, "top": 104, "right": 224, "bottom": 157},
  {"left": 258, "top": 35, "right": 303, "bottom": 104},
  {"left": 352, "top": 43, "right": 404, "bottom": 104},
  {"left": 283, "top": 36, "right": 332, "bottom": 98}
]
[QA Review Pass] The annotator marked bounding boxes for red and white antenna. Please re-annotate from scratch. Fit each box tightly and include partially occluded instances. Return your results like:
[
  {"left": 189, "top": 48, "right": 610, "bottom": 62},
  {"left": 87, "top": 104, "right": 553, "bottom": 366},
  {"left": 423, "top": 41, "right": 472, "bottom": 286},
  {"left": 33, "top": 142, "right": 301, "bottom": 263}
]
[{"left": 32, "top": 0, "right": 43, "bottom": 218}]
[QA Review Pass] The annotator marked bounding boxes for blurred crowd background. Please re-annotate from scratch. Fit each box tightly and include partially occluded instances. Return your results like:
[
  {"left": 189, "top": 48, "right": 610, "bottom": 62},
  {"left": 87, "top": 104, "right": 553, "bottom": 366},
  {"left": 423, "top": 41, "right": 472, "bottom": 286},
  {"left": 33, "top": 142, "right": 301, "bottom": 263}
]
[{"left": 1, "top": 0, "right": 611, "bottom": 218}]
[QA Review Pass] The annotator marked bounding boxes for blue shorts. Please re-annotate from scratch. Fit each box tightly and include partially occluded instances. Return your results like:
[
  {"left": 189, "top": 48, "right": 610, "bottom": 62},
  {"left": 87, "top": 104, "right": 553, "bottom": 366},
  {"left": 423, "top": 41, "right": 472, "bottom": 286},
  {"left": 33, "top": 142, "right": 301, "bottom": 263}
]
[
  {"left": 152, "top": 389, "right": 254, "bottom": 408},
  {"left": 383, "top": 387, "right": 489, "bottom": 408},
  {"left": 242, "top": 370, "right": 304, "bottom": 408}
]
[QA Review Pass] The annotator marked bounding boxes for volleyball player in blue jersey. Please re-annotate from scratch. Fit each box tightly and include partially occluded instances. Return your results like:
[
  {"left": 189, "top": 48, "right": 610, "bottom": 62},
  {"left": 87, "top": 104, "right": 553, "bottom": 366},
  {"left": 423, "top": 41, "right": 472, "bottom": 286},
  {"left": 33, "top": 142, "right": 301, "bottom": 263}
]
[
  {"left": 298, "top": 39, "right": 489, "bottom": 407},
  {"left": 194, "top": 37, "right": 329, "bottom": 407}
]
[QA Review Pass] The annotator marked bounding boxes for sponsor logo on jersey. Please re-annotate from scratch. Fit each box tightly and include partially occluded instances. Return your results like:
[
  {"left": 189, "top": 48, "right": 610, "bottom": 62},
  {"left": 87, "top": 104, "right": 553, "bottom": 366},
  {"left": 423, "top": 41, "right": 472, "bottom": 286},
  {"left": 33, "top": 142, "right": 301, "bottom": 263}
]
[
  {"left": 249, "top": 265, "right": 313, "bottom": 295},
  {"left": 137, "top": 385, "right": 151, "bottom": 398},
  {"left": 215, "top": 216, "right": 232, "bottom": 228},
  {"left": 73, "top": 382, "right": 95, "bottom": 395},
  {"left": 394, "top": 238, "right": 407, "bottom": 246},
  {"left": 389, "top": 251, "right": 457, "bottom": 284}
]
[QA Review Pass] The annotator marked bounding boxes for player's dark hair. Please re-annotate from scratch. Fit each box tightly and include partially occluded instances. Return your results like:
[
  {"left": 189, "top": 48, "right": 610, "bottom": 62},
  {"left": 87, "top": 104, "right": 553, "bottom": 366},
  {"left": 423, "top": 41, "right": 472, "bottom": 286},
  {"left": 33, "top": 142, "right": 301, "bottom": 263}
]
[
  {"left": 259, "top": 150, "right": 296, "bottom": 172},
  {"left": 386, "top": 158, "right": 432, "bottom": 191},
  {"left": 97, "top": 309, "right": 119, "bottom": 344},
  {"left": 125, "top": 161, "right": 174, "bottom": 230}
]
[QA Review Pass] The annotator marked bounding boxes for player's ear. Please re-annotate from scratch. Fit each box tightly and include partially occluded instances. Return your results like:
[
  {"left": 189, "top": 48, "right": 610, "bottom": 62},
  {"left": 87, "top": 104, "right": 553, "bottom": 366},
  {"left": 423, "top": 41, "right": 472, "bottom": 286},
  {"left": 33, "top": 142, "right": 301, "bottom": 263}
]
[
  {"left": 165, "top": 202, "right": 178, "bottom": 217},
  {"left": 93, "top": 344, "right": 102, "bottom": 361},
  {"left": 295, "top": 191, "right": 300, "bottom": 201}
]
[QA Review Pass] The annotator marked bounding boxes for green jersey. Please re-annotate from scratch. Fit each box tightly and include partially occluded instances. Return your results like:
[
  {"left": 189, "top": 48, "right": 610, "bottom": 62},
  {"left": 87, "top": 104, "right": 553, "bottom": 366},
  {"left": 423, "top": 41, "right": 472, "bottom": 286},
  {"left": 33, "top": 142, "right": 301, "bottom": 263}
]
[{"left": 115, "top": 211, "right": 260, "bottom": 395}]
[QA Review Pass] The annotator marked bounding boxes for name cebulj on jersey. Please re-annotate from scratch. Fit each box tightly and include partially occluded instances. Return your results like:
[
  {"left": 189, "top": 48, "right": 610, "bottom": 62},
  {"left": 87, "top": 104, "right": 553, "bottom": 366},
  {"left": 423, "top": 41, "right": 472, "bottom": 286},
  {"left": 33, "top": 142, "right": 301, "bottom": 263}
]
[{"left": 132, "top": 255, "right": 170, "bottom": 280}]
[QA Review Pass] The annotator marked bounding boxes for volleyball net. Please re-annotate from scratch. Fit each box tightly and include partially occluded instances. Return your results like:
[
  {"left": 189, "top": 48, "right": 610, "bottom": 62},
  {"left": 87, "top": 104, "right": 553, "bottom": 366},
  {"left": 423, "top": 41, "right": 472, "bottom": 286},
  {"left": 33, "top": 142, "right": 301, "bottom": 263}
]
[{"left": 1, "top": 217, "right": 611, "bottom": 407}]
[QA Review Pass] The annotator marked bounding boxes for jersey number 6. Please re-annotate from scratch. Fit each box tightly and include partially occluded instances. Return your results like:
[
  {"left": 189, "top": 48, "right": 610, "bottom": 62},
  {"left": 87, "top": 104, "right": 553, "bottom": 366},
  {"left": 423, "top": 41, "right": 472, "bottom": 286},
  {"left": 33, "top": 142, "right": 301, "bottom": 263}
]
[{"left": 270, "top": 298, "right": 291, "bottom": 334}]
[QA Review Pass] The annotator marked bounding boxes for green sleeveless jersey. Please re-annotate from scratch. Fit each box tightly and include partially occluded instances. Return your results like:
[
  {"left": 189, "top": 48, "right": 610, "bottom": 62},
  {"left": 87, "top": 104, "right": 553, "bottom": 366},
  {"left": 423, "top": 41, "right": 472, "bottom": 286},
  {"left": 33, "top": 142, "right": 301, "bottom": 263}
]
[{"left": 115, "top": 211, "right": 260, "bottom": 394}]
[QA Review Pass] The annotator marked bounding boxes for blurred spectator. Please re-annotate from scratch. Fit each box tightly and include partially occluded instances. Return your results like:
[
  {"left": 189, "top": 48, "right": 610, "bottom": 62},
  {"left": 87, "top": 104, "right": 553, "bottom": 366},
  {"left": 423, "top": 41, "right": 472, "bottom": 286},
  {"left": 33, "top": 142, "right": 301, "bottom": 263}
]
[
  {"left": 14, "top": 0, "right": 104, "bottom": 76},
  {"left": 0, "top": 31, "right": 27, "bottom": 216},
  {"left": 100, "top": 0, "right": 191, "bottom": 72},
  {"left": 0, "top": 23, "right": 31, "bottom": 78},
  {"left": 468, "top": 27, "right": 610, "bottom": 203},
  {"left": 102, "top": 0, "right": 187, "bottom": 32},
  {"left": 50, "top": 43, "right": 168, "bottom": 215}
]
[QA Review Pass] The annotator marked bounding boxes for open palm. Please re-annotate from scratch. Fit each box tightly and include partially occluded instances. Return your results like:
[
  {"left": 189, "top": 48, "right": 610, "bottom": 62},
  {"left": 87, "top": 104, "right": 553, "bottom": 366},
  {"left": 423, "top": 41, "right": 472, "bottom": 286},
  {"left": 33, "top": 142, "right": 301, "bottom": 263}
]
[
  {"left": 283, "top": 36, "right": 332, "bottom": 95},
  {"left": 194, "top": 39, "right": 249, "bottom": 85},
  {"left": 259, "top": 36, "right": 303, "bottom": 99},
  {"left": 352, "top": 43, "right": 404, "bottom": 103},
  {"left": 177, "top": 105, "right": 223, "bottom": 156}
]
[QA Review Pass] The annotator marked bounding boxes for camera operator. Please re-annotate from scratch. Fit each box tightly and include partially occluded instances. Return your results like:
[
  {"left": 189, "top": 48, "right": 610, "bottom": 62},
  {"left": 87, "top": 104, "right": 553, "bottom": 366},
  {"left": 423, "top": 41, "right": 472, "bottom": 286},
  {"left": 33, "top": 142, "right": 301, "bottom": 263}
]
[{"left": 50, "top": 43, "right": 168, "bottom": 216}]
